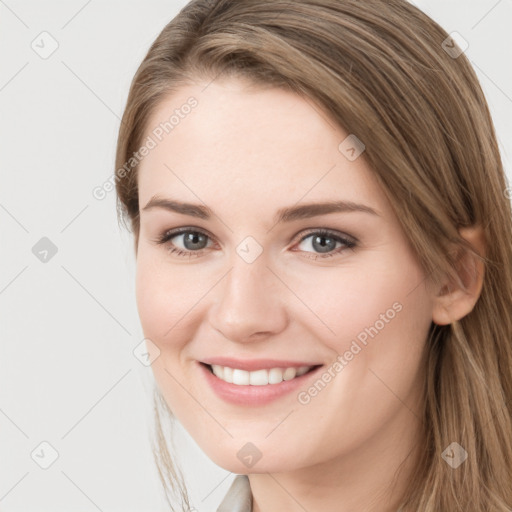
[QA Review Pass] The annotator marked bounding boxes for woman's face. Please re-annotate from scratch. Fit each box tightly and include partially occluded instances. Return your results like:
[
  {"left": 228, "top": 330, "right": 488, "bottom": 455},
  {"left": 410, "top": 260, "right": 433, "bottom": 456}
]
[{"left": 135, "top": 77, "right": 435, "bottom": 474}]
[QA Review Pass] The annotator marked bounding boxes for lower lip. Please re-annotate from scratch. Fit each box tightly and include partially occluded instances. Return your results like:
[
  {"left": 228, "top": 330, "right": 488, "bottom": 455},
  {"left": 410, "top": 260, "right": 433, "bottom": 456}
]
[{"left": 198, "top": 362, "right": 324, "bottom": 406}]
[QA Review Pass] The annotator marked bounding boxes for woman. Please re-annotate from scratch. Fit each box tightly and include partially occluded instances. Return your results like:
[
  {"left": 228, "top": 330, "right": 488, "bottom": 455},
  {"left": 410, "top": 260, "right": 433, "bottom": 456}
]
[{"left": 115, "top": 0, "right": 512, "bottom": 510}]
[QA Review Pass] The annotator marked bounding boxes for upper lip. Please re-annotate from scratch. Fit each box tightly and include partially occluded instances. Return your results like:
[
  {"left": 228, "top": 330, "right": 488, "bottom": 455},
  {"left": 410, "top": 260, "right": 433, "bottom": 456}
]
[{"left": 200, "top": 357, "right": 323, "bottom": 371}]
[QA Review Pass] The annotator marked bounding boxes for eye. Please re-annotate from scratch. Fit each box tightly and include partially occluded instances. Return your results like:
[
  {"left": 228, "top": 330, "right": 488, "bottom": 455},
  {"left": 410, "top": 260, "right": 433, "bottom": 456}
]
[
  {"left": 293, "top": 229, "right": 357, "bottom": 259},
  {"left": 154, "top": 228, "right": 214, "bottom": 258}
]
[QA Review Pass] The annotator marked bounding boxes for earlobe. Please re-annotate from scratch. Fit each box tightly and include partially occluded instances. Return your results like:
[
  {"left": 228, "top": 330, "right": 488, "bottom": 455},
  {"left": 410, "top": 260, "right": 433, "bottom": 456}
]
[{"left": 432, "top": 225, "right": 486, "bottom": 326}]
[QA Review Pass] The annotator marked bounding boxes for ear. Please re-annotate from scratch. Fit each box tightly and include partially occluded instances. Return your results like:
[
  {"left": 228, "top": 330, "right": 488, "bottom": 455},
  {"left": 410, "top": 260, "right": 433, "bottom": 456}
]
[{"left": 432, "top": 225, "right": 486, "bottom": 326}]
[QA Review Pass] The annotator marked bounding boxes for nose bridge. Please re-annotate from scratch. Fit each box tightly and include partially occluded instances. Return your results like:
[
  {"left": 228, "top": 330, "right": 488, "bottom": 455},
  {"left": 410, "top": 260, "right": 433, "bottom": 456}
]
[{"left": 209, "top": 252, "right": 288, "bottom": 342}]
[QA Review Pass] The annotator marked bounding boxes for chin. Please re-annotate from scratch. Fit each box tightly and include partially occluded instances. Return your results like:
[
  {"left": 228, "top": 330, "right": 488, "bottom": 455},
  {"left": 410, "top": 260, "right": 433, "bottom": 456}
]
[{"left": 199, "top": 439, "right": 303, "bottom": 474}]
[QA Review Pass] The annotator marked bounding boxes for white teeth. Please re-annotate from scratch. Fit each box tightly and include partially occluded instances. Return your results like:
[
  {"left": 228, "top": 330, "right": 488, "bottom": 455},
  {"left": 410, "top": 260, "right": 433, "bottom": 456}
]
[
  {"left": 296, "top": 366, "right": 310, "bottom": 377},
  {"left": 249, "top": 369, "right": 268, "bottom": 386},
  {"left": 210, "top": 364, "right": 313, "bottom": 385},
  {"left": 223, "top": 366, "right": 233, "bottom": 384},
  {"left": 283, "top": 367, "right": 297, "bottom": 380},
  {"left": 232, "top": 368, "right": 250, "bottom": 385},
  {"left": 268, "top": 367, "right": 284, "bottom": 384}
]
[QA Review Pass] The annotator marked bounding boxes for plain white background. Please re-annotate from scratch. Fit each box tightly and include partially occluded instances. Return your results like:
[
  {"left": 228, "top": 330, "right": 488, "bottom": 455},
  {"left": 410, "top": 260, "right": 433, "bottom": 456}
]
[{"left": 0, "top": 1, "right": 511, "bottom": 511}]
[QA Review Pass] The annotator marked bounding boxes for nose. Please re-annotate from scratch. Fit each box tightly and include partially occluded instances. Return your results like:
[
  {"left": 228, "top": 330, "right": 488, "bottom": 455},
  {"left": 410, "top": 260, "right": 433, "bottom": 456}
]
[{"left": 208, "top": 256, "right": 289, "bottom": 343}]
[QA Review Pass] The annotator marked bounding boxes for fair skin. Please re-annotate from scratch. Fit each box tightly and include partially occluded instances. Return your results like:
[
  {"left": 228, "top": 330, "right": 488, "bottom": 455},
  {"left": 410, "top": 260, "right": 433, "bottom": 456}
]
[{"left": 135, "top": 77, "right": 485, "bottom": 512}]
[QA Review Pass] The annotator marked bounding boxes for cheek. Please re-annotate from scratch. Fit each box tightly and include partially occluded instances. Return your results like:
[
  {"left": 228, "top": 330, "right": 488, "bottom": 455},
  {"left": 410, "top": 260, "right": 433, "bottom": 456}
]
[
  {"left": 287, "top": 251, "right": 428, "bottom": 351},
  {"left": 301, "top": 253, "right": 432, "bottom": 415},
  {"left": 135, "top": 258, "right": 172, "bottom": 340},
  {"left": 135, "top": 249, "right": 205, "bottom": 343},
  {"left": 284, "top": 262, "right": 431, "bottom": 465},
  {"left": 135, "top": 253, "right": 205, "bottom": 415},
  {"left": 290, "top": 250, "right": 432, "bottom": 417}
]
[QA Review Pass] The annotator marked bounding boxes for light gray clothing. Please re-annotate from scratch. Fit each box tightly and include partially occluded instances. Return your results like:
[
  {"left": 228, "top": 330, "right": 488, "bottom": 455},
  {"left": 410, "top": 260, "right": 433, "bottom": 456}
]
[
  {"left": 215, "top": 474, "right": 404, "bottom": 512},
  {"left": 216, "top": 475, "right": 252, "bottom": 512}
]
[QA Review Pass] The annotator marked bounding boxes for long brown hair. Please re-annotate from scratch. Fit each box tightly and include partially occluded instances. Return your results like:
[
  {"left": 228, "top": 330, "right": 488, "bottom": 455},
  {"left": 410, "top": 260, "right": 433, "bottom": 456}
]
[{"left": 115, "top": 1, "right": 512, "bottom": 510}]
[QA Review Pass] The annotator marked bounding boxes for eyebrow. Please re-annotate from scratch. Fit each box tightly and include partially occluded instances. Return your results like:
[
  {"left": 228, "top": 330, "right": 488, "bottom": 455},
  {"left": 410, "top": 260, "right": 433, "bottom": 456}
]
[{"left": 141, "top": 195, "right": 380, "bottom": 223}]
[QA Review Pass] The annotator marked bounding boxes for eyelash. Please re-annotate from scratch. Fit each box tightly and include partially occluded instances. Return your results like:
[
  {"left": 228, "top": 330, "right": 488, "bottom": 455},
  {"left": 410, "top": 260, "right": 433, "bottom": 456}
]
[{"left": 154, "top": 227, "right": 357, "bottom": 260}]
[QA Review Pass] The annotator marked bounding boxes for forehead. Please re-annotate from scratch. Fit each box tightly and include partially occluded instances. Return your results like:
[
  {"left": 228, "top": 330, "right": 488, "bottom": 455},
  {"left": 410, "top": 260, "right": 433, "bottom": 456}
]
[{"left": 137, "top": 77, "right": 387, "bottom": 217}]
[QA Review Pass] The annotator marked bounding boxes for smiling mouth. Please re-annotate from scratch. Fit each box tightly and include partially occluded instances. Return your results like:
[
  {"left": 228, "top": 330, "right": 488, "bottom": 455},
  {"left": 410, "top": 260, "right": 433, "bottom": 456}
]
[{"left": 201, "top": 362, "right": 322, "bottom": 386}]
